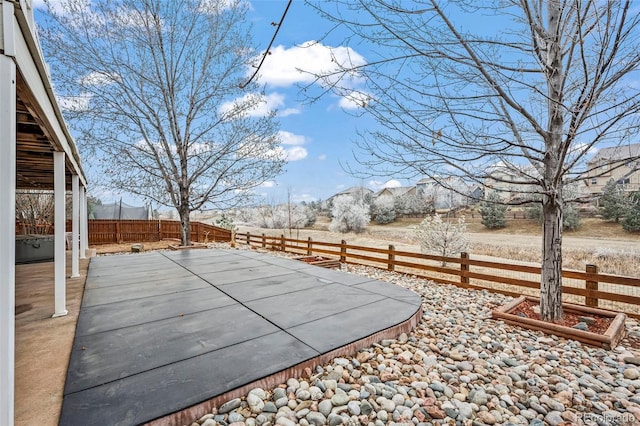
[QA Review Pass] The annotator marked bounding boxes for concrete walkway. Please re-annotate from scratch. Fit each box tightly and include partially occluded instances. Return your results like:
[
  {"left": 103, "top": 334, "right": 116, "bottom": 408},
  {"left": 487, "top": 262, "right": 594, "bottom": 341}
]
[{"left": 60, "top": 249, "right": 422, "bottom": 425}]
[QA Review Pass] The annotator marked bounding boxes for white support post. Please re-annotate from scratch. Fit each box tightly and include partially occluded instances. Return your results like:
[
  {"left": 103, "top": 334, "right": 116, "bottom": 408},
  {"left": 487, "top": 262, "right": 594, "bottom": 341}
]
[
  {"left": 80, "top": 185, "right": 87, "bottom": 259},
  {"left": 0, "top": 42, "right": 17, "bottom": 426},
  {"left": 53, "top": 151, "right": 68, "bottom": 317},
  {"left": 71, "top": 174, "right": 79, "bottom": 277}
]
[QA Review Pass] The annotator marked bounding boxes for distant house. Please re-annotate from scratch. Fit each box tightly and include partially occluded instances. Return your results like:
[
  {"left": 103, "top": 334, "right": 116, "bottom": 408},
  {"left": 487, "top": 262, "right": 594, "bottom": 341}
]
[
  {"left": 583, "top": 143, "right": 640, "bottom": 196},
  {"left": 484, "top": 163, "right": 539, "bottom": 203},
  {"left": 375, "top": 186, "right": 416, "bottom": 199},
  {"left": 328, "top": 186, "right": 374, "bottom": 203},
  {"left": 416, "top": 177, "right": 478, "bottom": 209}
]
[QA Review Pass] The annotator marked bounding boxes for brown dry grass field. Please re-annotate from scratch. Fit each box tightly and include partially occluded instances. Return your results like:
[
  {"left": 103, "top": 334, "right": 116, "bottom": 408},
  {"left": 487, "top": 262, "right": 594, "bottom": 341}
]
[{"left": 238, "top": 215, "right": 640, "bottom": 278}]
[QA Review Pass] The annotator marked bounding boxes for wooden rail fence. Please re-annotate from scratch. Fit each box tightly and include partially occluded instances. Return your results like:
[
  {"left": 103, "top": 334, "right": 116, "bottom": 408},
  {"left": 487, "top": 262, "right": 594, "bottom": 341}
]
[
  {"left": 88, "top": 220, "right": 231, "bottom": 244},
  {"left": 237, "top": 232, "right": 640, "bottom": 319}
]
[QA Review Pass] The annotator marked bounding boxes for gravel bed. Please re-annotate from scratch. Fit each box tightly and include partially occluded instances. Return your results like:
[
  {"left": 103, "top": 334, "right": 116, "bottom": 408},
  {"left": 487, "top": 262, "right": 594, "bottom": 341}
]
[{"left": 184, "top": 246, "right": 640, "bottom": 426}]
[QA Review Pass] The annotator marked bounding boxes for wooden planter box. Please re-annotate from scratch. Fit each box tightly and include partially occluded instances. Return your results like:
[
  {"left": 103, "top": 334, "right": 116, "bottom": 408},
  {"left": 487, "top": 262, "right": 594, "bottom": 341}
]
[
  {"left": 168, "top": 242, "right": 208, "bottom": 250},
  {"left": 492, "top": 296, "right": 626, "bottom": 350},
  {"left": 294, "top": 256, "right": 341, "bottom": 269}
]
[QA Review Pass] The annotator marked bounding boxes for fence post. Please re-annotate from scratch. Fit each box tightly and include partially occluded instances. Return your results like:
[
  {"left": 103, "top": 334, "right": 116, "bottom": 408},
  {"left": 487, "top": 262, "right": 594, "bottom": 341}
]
[
  {"left": 158, "top": 220, "right": 162, "bottom": 241},
  {"left": 340, "top": 240, "right": 347, "bottom": 263},
  {"left": 585, "top": 264, "right": 598, "bottom": 307},
  {"left": 280, "top": 234, "right": 285, "bottom": 252},
  {"left": 460, "top": 252, "right": 469, "bottom": 286},
  {"left": 388, "top": 244, "right": 395, "bottom": 271},
  {"left": 307, "top": 237, "right": 313, "bottom": 256},
  {"left": 115, "top": 221, "right": 121, "bottom": 243},
  {"left": 246, "top": 232, "right": 251, "bottom": 246},
  {"left": 262, "top": 233, "right": 266, "bottom": 248}
]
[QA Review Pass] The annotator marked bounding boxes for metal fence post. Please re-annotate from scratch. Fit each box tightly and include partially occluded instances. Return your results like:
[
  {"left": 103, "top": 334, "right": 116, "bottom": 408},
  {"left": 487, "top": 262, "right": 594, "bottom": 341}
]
[
  {"left": 246, "top": 232, "right": 251, "bottom": 246},
  {"left": 586, "top": 264, "right": 599, "bottom": 307},
  {"left": 281, "top": 234, "right": 285, "bottom": 252},
  {"left": 388, "top": 244, "right": 395, "bottom": 271}
]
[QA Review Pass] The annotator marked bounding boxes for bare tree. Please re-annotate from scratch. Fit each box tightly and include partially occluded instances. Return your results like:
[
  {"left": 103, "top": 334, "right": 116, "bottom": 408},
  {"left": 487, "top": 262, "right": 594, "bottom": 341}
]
[
  {"left": 415, "top": 214, "right": 469, "bottom": 266},
  {"left": 307, "top": 0, "right": 640, "bottom": 320},
  {"left": 40, "top": 0, "right": 285, "bottom": 245},
  {"left": 329, "top": 195, "right": 371, "bottom": 233},
  {"left": 15, "top": 191, "right": 55, "bottom": 234}
]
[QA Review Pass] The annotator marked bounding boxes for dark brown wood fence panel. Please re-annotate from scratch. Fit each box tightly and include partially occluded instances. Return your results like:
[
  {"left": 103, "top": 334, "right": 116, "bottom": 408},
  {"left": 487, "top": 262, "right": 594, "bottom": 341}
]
[{"left": 88, "top": 220, "right": 230, "bottom": 244}]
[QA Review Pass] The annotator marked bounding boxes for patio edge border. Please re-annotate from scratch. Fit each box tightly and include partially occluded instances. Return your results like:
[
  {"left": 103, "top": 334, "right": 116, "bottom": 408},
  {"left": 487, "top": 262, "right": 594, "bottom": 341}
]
[{"left": 146, "top": 303, "right": 424, "bottom": 426}]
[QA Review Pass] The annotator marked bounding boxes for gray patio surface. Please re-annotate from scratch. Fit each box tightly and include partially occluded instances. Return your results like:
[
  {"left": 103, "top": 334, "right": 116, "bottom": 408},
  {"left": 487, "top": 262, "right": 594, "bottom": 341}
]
[{"left": 59, "top": 248, "right": 422, "bottom": 425}]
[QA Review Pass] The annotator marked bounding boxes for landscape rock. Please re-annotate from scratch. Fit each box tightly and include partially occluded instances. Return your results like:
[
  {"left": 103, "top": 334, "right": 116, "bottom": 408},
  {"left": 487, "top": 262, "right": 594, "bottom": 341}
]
[{"left": 190, "top": 259, "right": 640, "bottom": 426}]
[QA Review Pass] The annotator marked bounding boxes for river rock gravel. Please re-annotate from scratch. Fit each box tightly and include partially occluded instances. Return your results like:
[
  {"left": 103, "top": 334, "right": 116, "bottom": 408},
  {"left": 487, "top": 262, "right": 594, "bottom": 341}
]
[{"left": 188, "top": 252, "right": 640, "bottom": 426}]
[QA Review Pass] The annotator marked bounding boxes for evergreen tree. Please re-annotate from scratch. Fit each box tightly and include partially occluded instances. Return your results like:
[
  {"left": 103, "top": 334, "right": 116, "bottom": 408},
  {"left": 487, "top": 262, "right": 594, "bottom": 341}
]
[
  {"left": 563, "top": 204, "right": 581, "bottom": 231},
  {"left": 374, "top": 206, "right": 396, "bottom": 224},
  {"left": 599, "top": 179, "right": 628, "bottom": 222},
  {"left": 478, "top": 192, "right": 507, "bottom": 229},
  {"left": 622, "top": 192, "right": 640, "bottom": 233}
]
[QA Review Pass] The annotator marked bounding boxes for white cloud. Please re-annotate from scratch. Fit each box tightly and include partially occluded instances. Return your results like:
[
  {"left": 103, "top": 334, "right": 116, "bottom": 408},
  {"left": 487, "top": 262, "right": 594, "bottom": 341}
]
[
  {"left": 80, "top": 71, "right": 120, "bottom": 86},
  {"left": 570, "top": 141, "right": 599, "bottom": 156},
  {"left": 368, "top": 179, "right": 402, "bottom": 190},
  {"left": 279, "top": 108, "right": 301, "bottom": 117},
  {"left": 220, "top": 92, "right": 299, "bottom": 118},
  {"left": 318, "top": 154, "right": 327, "bottom": 160},
  {"left": 284, "top": 146, "right": 308, "bottom": 161},
  {"left": 338, "top": 91, "right": 373, "bottom": 110},
  {"left": 196, "top": 0, "right": 250, "bottom": 14},
  {"left": 261, "top": 181, "right": 276, "bottom": 188},
  {"left": 256, "top": 41, "right": 367, "bottom": 88},
  {"left": 32, "top": 0, "right": 87, "bottom": 15},
  {"left": 264, "top": 145, "right": 307, "bottom": 163},
  {"left": 278, "top": 130, "right": 306, "bottom": 145},
  {"left": 271, "top": 131, "right": 308, "bottom": 161},
  {"left": 58, "top": 93, "right": 92, "bottom": 112},
  {"left": 292, "top": 193, "right": 315, "bottom": 202}
]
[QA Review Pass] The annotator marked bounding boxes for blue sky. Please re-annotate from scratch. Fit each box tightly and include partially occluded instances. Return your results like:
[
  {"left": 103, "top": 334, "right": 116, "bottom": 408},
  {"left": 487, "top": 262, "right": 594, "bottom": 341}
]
[
  {"left": 33, "top": 0, "right": 409, "bottom": 207},
  {"left": 33, "top": 1, "right": 634, "bottom": 208},
  {"left": 240, "top": 1, "right": 409, "bottom": 203}
]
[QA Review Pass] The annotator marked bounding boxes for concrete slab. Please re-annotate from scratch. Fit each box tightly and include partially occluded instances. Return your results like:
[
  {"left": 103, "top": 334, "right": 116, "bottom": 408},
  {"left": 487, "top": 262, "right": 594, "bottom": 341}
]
[
  {"left": 81, "top": 274, "right": 212, "bottom": 307},
  {"left": 218, "top": 272, "right": 331, "bottom": 302},
  {"left": 198, "top": 263, "right": 293, "bottom": 285},
  {"left": 60, "top": 331, "right": 318, "bottom": 426},
  {"left": 354, "top": 280, "right": 424, "bottom": 306},
  {"left": 65, "top": 303, "right": 280, "bottom": 394},
  {"left": 293, "top": 264, "right": 373, "bottom": 285},
  {"left": 84, "top": 266, "right": 193, "bottom": 288},
  {"left": 245, "top": 283, "right": 386, "bottom": 329},
  {"left": 179, "top": 257, "right": 266, "bottom": 275},
  {"left": 287, "top": 298, "right": 422, "bottom": 353},
  {"left": 75, "top": 286, "right": 237, "bottom": 336},
  {"left": 60, "top": 249, "right": 422, "bottom": 426}
]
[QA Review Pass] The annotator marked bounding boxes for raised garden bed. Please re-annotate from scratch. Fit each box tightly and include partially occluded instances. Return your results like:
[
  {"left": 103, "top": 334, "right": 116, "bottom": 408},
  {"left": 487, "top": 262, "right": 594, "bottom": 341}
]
[
  {"left": 294, "top": 256, "right": 341, "bottom": 269},
  {"left": 168, "top": 242, "right": 208, "bottom": 250},
  {"left": 492, "top": 296, "right": 626, "bottom": 350}
]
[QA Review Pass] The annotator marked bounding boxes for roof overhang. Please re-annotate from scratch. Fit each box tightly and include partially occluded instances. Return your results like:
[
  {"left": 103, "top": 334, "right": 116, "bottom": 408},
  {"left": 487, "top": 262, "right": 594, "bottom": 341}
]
[{"left": 5, "top": 0, "right": 87, "bottom": 190}]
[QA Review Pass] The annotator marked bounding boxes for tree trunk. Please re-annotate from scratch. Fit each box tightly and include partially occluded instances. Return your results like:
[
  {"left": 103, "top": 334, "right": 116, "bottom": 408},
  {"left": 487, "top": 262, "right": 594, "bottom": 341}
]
[
  {"left": 539, "top": 0, "right": 564, "bottom": 322},
  {"left": 540, "top": 190, "right": 563, "bottom": 321},
  {"left": 178, "top": 206, "right": 191, "bottom": 246}
]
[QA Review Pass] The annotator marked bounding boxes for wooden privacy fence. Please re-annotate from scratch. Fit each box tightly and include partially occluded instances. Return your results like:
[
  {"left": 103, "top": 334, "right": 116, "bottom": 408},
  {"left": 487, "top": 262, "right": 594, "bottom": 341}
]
[
  {"left": 237, "top": 232, "right": 640, "bottom": 319},
  {"left": 88, "top": 220, "right": 231, "bottom": 244}
]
